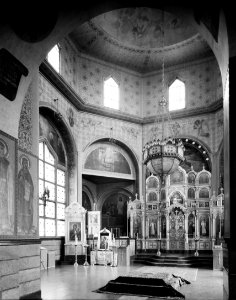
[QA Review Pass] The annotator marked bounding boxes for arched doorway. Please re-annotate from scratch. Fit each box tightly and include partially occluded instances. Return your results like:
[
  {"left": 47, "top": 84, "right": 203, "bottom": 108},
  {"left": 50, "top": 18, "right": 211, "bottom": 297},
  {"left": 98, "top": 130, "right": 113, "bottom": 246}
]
[{"left": 102, "top": 192, "right": 130, "bottom": 237}]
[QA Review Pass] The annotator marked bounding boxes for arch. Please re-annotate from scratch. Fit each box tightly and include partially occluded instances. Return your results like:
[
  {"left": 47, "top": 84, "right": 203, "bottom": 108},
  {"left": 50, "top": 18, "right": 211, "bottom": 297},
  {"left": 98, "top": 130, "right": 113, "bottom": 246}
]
[
  {"left": 179, "top": 136, "right": 212, "bottom": 172},
  {"left": 83, "top": 137, "right": 139, "bottom": 193},
  {"left": 84, "top": 142, "right": 132, "bottom": 176},
  {"left": 39, "top": 105, "right": 78, "bottom": 203},
  {"left": 197, "top": 167, "right": 211, "bottom": 186},
  {"left": 188, "top": 172, "right": 196, "bottom": 185},
  {"left": 98, "top": 187, "right": 134, "bottom": 211},
  {"left": 82, "top": 189, "right": 93, "bottom": 211},
  {"left": 100, "top": 188, "right": 133, "bottom": 236},
  {"left": 169, "top": 190, "right": 185, "bottom": 205},
  {"left": 82, "top": 183, "right": 96, "bottom": 209},
  {"left": 146, "top": 175, "right": 159, "bottom": 189}
]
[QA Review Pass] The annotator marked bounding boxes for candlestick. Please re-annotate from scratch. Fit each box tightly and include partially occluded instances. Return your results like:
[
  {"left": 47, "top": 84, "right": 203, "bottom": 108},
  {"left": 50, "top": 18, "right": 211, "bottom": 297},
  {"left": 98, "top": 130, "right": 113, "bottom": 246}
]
[{"left": 75, "top": 234, "right": 78, "bottom": 245}]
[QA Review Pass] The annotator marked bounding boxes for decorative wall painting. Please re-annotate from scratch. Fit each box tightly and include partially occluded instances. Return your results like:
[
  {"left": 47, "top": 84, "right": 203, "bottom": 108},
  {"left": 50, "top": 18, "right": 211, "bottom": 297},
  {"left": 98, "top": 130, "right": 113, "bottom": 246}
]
[
  {"left": 0, "top": 131, "right": 17, "bottom": 237},
  {"left": 17, "top": 149, "right": 38, "bottom": 237}
]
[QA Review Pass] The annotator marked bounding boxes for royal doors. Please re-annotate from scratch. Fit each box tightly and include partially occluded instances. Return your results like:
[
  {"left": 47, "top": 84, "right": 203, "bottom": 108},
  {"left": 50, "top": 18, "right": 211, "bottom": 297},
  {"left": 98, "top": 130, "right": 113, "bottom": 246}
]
[{"left": 169, "top": 207, "right": 185, "bottom": 250}]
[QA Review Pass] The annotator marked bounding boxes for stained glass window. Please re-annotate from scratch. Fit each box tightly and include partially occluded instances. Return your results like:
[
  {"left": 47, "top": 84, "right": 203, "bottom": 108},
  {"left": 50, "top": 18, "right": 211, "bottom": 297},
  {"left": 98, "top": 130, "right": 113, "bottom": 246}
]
[
  {"left": 47, "top": 44, "right": 60, "bottom": 73},
  {"left": 104, "top": 77, "right": 119, "bottom": 109},
  {"left": 169, "top": 79, "right": 185, "bottom": 111},
  {"left": 39, "top": 140, "right": 66, "bottom": 237}
]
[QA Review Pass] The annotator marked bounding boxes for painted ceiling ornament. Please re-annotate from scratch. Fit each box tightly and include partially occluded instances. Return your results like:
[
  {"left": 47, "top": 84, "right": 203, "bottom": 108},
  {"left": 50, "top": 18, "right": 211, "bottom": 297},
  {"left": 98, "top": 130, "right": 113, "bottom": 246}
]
[
  {"left": 18, "top": 82, "right": 33, "bottom": 152},
  {"left": 193, "top": 119, "right": 210, "bottom": 138},
  {"left": 67, "top": 107, "right": 75, "bottom": 127},
  {"left": 142, "top": 10, "right": 185, "bottom": 185},
  {"left": 169, "top": 121, "right": 181, "bottom": 136},
  {"left": 121, "top": 126, "right": 139, "bottom": 139}
]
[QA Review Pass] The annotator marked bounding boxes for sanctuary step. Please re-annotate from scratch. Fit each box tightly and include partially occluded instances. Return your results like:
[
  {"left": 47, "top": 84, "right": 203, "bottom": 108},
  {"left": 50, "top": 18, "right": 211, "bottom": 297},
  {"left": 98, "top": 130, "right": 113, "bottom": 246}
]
[{"left": 131, "top": 253, "right": 213, "bottom": 269}]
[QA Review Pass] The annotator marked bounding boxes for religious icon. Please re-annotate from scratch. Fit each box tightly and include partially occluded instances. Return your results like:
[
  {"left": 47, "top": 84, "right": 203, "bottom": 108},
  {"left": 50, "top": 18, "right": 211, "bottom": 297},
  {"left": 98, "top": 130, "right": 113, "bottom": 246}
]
[
  {"left": 69, "top": 222, "right": 81, "bottom": 241},
  {"left": 17, "top": 155, "right": 34, "bottom": 234},
  {"left": 149, "top": 219, "right": 156, "bottom": 237},
  {"left": 200, "top": 217, "right": 208, "bottom": 237}
]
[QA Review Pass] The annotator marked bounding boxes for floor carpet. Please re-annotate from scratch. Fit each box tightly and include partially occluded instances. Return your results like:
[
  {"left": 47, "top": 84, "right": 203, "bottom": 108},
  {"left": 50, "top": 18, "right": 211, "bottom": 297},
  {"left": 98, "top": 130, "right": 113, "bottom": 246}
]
[{"left": 94, "top": 273, "right": 190, "bottom": 299}]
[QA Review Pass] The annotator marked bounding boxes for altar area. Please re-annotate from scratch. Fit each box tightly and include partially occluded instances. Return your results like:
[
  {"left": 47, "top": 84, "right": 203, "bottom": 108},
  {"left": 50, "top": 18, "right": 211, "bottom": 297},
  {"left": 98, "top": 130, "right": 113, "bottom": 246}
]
[{"left": 128, "top": 166, "right": 224, "bottom": 253}]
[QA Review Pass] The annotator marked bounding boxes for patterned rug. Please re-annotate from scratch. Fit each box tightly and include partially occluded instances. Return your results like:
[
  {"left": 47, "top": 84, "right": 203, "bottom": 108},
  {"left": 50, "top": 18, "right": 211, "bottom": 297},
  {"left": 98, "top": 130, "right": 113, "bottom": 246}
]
[{"left": 93, "top": 272, "right": 190, "bottom": 299}]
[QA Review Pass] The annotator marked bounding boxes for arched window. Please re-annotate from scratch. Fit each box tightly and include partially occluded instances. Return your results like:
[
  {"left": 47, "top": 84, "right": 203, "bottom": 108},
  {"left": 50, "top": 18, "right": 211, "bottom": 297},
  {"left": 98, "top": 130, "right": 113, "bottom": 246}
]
[
  {"left": 47, "top": 44, "right": 60, "bottom": 73},
  {"left": 104, "top": 77, "right": 119, "bottom": 109},
  {"left": 147, "top": 177, "right": 158, "bottom": 189},
  {"left": 199, "top": 173, "right": 210, "bottom": 185},
  {"left": 169, "top": 79, "right": 185, "bottom": 111},
  {"left": 39, "top": 128, "right": 67, "bottom": 237}
]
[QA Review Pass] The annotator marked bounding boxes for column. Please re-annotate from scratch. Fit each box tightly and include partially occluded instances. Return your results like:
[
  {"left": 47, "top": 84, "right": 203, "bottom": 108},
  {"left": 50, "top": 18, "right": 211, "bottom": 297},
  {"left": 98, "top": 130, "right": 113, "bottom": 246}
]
[
  {"left": 157, "top": 213, "right": 160, "bottom": 238},
  {"left": 185, "top": 213, "right": 188, "bottom": 248},
  {"left": 213, "top": 214, "right": 216, "bottom": 239},
  {"left": 130, "top": 213, "right": 134, "bottom": 238},
  {"left": 166, "top": 213, "right": 169, "bottom": 250},
  {"left": 195, "top": 213, "right": 199, "bottom": 237}
]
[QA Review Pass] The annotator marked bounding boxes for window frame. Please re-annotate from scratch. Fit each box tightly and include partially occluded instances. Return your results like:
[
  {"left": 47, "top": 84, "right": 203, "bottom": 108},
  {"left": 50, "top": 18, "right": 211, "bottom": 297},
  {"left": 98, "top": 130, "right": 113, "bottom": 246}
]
[
  {"left": 103, "top": 76, "right": 120, "bottom": 110},
  {"left": 168, "top": 78, "right": 186, "bottom": 111},
  {"left": 39, "top": 138, "right": 67, "bottom": 237},
  {"left": 46, "top": 44, "right": 61, "bottom": 73}
]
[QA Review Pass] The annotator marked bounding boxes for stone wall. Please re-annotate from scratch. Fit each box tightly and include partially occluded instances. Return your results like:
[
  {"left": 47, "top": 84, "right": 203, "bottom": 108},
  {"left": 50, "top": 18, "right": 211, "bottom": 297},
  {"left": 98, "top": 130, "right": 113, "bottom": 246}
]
[
  {"left": 0, "top": 242, "right": 40, "bottom": 300},
  {"left": 41, "top": 238, "right": 64, "bottom": 262}
]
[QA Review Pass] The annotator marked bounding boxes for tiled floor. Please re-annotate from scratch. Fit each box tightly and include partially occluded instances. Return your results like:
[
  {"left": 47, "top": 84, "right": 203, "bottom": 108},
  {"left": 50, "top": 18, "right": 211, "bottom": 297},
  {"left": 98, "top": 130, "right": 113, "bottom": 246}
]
[{"left": 41, "top": 264, "right": 223, "bottom": 300}]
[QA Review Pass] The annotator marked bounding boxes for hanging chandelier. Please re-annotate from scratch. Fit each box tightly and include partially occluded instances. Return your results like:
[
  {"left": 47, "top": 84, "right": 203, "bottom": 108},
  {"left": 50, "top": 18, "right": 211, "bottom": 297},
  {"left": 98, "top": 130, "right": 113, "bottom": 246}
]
[{"left": 142, "top": 10, "right": 185, "bottom": 183}]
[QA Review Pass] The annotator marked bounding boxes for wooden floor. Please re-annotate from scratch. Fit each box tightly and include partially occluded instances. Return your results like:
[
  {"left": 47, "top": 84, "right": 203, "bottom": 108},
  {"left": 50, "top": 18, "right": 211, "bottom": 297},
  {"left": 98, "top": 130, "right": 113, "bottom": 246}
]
[{"left": 41, "top": 263, "right": 223, "bottom": 300}]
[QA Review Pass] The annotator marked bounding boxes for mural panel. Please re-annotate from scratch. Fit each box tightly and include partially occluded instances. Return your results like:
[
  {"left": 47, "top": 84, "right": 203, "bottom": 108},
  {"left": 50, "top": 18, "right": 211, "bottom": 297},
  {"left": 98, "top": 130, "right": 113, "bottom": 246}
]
[
  {"left": 180, "top": 144, "right": 209, "bottom": 172},
  {"left": 17, "top": 150, "right": 38, "bottom": 236},
  {"left": 39, "top": 115, "right": 65, "bottom": 165},
  {"left": 102, "top": 193, "right": 129, "bottom": 236},
  {"left": 85, "top": 145, "right": 131, "bottom": 174},
  {"left": 0, "top": 131, "right": 16, "bottom": 237}
]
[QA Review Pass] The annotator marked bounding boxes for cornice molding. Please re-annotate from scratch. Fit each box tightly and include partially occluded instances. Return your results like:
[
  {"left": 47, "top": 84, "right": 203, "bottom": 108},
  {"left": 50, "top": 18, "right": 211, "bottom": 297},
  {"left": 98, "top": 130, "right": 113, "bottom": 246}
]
[
  {"left": 143, "top": 99, "right": 223, "bottom": 124},
  {"left": 39, "top": 60, "right": 223, "bottom": 125}
]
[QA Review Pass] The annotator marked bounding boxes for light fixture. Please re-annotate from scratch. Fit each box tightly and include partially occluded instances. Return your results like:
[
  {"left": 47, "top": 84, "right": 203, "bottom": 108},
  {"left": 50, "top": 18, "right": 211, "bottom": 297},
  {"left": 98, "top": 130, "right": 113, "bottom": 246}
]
[
  {"left": 109, "top": 127, "right": 116, "bottom": 144},
  {"left": 39, "top": 187, "right": 50, "bottom": 207},
  {"left": 142, "top": 10, "right": 185, "bottom": 184}
]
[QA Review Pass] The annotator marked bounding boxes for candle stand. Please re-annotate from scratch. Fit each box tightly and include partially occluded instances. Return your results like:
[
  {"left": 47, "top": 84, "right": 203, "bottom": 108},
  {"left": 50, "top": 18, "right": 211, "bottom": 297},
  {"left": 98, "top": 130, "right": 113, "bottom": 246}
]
[
  {"left": 110, "top": 246, "right": 117, "bottom": 267},
  {"left": 157, "top": 238, "right": 161, "bottom": 256},
  {"left": 194, "top": 237, "right": 199, "bottom": 256},
  {"left": 83, "top": 244, "right": 90, "bottom": 266},
  {"left": 74, "top": 244, "right": 78, "bottom": 266}
]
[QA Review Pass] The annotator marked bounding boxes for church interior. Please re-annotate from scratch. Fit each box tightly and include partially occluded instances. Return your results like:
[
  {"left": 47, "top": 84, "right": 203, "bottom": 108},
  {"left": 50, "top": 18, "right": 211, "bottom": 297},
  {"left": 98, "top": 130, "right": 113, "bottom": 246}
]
[{"left": 0, "top": 2, "right": 236, "bottom": 300}]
